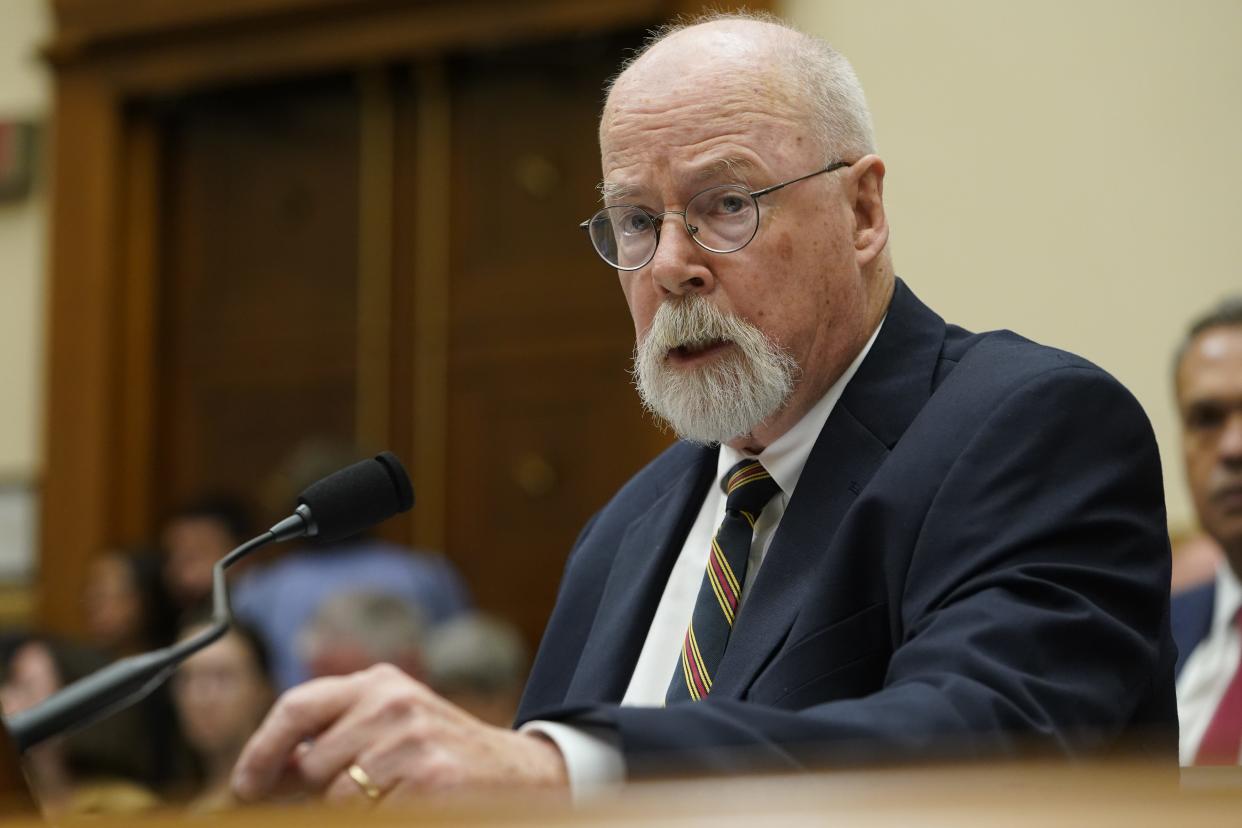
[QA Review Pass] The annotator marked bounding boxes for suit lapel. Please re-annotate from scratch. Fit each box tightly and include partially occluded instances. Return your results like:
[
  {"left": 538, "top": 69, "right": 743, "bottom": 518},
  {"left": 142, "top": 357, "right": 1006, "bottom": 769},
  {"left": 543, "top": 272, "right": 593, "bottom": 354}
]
[
  {"left": 713, "top": 279, "right": 948, "bottom": 697},
  {"left": 712, "top": 406, "right": 889, "bottom": 696},
  {"left": 563, "top": 448, "right": 716, "bottom": 705}
]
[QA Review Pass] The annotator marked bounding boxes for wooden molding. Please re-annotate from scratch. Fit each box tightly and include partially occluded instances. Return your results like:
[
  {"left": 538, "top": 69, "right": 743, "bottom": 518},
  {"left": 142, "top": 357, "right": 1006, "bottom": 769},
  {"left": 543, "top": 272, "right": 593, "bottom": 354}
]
[
  {"left": 50, "top": 0, "right": 772, "bottom": 45},
  {"left": 46, "top": 1, "right": 670, "bottom": 93},
  {"left": 38, "top": 68, "right": 126, "bottom": 634}
]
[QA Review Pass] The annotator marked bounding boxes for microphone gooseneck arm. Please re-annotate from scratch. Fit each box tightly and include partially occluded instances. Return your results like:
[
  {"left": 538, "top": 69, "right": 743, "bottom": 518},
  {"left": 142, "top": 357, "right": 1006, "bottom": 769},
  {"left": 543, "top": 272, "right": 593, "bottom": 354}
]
[
  {"left": 4, "top": 528, "right": 288, "bottom": 753},
  {"left": 4, "top": 453, "right": 408, "bottom": 754}
]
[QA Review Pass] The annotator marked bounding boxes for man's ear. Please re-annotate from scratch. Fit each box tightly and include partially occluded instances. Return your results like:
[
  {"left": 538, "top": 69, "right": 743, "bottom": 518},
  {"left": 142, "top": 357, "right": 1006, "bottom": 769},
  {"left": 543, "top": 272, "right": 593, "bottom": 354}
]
[{"left": 849, "top": 154, "right": 889, "bottom": 269}]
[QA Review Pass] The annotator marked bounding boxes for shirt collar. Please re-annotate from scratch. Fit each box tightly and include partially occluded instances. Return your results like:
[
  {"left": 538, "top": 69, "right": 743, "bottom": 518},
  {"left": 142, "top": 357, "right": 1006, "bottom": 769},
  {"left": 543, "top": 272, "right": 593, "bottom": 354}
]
[
  {"left": 719, "top": 315, "right": 886, "bottom": 495},
  {"left": 1212, "top": 562, "right": 1242, "bottom": 634}
]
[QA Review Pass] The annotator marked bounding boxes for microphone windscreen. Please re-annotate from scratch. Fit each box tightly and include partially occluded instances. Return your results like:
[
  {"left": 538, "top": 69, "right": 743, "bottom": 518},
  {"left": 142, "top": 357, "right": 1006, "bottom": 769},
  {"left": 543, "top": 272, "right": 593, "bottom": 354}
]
[{"left": 297, "top": 451, "right": 415, "bottom": 542}]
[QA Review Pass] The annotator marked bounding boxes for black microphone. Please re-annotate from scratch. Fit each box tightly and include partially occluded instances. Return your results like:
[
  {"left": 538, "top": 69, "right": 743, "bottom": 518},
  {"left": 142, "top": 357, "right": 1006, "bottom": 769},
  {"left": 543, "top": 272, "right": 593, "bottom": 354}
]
[{"left": 5, "top": 451, "right": 414, "bottom": 753}]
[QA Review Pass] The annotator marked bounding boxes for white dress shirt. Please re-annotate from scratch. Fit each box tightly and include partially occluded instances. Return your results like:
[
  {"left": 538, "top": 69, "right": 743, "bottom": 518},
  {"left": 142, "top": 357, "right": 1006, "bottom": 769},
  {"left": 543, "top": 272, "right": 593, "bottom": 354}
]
[
  {"left": 524, "top": 319, "right": 884, "bottom": 798},
  {"left": 1177, "top": 563, "right": 1242, "bottom": 765}
]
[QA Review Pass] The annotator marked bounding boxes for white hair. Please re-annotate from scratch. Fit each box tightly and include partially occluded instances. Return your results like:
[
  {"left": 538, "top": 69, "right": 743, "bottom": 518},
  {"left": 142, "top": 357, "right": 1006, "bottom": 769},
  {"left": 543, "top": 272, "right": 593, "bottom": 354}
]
[
  {"left": 606, "top": 10, "right": 877, "bottom": 162},
  {"left": 298, "top": 591, "right": 425, "bottom": 665},
  {"left": 424, "top": 613, "right": 528, "bottom": 694}
]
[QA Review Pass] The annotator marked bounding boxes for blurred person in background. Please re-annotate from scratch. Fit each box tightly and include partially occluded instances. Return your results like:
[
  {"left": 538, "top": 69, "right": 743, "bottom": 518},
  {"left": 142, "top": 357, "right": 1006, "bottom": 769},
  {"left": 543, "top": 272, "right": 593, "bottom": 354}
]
[
  {"left": 161, "top": 494, "right": 253, "bottom": 619},
  {"left": 0, "top": 635, "right": 160, "bottom": 817},
  {"left": 232, "top": 438, "right": 470, "bottom": 690},
  {"left": 425, "top": 613, "right": 529, "bottom": 728},
  {"left": 1172, "top": 531, "right": 1225, "bottom": 595},
  {"left": 82, "top": 547, "right": 178, "bottom": 656},
  {"left": 1171, "top": 297, "right": 1242, "bottom": 765},
  {"left": 171, "top": 619, "right": 274, "bottom": 814},
  {"left": 79, "top": 547, "right": 193, "bottom": 792},
  {"left": 300, "top": 591, "right": 426, "bottom": 681}
]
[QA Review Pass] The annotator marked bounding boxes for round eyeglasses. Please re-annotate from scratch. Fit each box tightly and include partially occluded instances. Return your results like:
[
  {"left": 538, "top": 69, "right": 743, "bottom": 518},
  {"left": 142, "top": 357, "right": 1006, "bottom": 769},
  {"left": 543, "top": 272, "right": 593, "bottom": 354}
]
[{"left": 579, "top": 161, "right": 851, "bottom": 271}]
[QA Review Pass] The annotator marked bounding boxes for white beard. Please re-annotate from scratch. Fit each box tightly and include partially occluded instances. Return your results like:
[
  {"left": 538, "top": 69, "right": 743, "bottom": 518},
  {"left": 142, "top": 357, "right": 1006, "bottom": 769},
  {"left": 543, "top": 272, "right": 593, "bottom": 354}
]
[{"left": 632, "top": 295, "right": 798, "bottom": 445}]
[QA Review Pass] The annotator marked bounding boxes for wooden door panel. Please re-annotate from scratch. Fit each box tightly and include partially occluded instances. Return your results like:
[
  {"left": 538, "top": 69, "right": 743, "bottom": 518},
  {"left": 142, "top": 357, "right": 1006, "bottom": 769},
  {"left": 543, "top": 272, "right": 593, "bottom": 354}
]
[
  {"left": 442, "top": 32, "right": 671, "bottom": 646},
  {"left": 447, "top": 355, "right": 666, "bottom": 646},
  {"left": 449, "top": 36, "right": 638, "bottom": 347},
  {"left": 158, "top": 76, "right": 361, "bottom": 512}
]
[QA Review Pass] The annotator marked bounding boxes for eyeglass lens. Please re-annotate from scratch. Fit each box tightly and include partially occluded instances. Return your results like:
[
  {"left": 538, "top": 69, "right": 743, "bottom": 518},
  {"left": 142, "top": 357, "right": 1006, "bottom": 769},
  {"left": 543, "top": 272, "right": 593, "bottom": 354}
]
[{"left": 588, "top": 185, "right": 759, "bottom": 270}]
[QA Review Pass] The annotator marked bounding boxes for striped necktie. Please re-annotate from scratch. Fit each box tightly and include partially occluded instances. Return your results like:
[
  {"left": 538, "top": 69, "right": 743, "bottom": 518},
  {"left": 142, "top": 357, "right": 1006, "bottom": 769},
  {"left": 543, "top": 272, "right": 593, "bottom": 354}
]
[{"left": 667, "top": 459, "right": 781, "bottom": 704}]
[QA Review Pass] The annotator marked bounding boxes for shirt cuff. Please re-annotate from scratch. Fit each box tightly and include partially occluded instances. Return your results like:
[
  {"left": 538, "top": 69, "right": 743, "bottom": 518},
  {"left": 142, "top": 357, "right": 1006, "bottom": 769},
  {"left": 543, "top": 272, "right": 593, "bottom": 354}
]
[{"left": 519, "top": 719, "right": 626, "bottom": 801}]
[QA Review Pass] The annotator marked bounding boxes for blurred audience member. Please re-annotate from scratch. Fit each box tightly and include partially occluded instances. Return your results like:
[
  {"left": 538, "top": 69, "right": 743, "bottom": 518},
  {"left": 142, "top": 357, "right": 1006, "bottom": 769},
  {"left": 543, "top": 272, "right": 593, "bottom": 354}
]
[
  {"left": 0, "top": 636, "right": 160, "bottom": 817},
  {"left": 83, "top": 548, "right": 177, "bottom": 656},
  {"left": 300, "top": 591, "right": 425, "bottom": 680},
  {"left": 161, "top": 495, "right": 253, "bottom": 618},
  {"left": 79, "top": 547, "right": 192, "bottom": 792},
  {"left": 232, "top": 439, "right": 470, "bottom": 690},
  {"left": 424, "top": 613, "right": 528, "bottom": 728},
  {"left": 1172, "top": 530, "right": 1224, "bottom": 594},
  {"left": 171, "top": 620, "right": 273, "bottom": 814},
  {"left": 1171, "top": 297, "right": 1242, "bottom": 764}
]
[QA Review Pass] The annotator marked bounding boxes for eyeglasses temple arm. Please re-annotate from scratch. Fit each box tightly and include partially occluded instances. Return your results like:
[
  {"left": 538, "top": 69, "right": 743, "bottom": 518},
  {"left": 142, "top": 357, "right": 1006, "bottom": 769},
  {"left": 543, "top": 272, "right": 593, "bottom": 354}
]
[{"left": 749, "top": 160, "right": 852, "bottom": 198}]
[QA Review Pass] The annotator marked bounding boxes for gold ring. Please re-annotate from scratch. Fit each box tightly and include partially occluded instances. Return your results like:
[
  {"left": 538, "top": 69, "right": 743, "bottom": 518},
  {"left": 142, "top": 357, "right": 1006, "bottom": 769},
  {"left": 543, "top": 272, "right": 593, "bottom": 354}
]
[{"left": 347, "top": 763, "right": 382, "bottom": 801}]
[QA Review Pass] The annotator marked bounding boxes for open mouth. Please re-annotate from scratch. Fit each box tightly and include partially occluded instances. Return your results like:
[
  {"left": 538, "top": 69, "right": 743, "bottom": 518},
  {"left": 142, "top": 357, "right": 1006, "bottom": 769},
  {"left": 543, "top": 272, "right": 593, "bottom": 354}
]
[{"left": 668, "top": 338, "right": 732, "bottom": 364}]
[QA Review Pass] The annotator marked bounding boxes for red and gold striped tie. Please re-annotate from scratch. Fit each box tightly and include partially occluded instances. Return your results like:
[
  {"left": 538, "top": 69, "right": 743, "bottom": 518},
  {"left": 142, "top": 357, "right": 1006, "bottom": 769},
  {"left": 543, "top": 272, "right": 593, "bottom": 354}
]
[{"left": 667, "top": 459, "right": 781, "bottom": 703}]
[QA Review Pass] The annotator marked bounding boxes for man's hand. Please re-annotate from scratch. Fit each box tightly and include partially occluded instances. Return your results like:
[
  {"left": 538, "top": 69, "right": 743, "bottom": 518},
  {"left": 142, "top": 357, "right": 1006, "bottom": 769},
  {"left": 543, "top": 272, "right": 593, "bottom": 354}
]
[{"left": 231, "top": 663, "right": 568, "bottom": 805}]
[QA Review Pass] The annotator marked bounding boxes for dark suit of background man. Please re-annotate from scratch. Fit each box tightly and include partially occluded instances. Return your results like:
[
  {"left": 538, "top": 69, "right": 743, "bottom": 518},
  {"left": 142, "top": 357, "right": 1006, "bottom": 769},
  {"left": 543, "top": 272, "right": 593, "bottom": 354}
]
[
  {"left": 1170, "top": 298, "right": 1242, "bottom": 765},
  {"left": 231, "top": 12, "right": 1176, "bottom": 805}
]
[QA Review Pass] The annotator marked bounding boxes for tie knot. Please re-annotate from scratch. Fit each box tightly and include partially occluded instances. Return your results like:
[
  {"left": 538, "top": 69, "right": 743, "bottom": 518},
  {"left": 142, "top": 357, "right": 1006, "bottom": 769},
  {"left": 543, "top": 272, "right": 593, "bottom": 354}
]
[{"left": 722, "top": 459, "right": 781, "bottom": 518}]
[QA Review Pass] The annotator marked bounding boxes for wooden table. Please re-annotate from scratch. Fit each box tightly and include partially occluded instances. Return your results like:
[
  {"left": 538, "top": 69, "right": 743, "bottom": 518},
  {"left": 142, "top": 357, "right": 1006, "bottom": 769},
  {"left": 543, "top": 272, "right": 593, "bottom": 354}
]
[{"left": 3, "top": 761, "right": 1240, "bottom": 826}]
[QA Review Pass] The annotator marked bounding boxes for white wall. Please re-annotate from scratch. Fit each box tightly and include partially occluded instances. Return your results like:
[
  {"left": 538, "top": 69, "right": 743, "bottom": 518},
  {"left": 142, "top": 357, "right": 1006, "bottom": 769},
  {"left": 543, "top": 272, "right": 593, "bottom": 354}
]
[
  {"left": 0, "top": 0, "right": 51, "bottom": 481},
  {"left": 783, "top": 0, "right": 1242, "bottom": 533}
]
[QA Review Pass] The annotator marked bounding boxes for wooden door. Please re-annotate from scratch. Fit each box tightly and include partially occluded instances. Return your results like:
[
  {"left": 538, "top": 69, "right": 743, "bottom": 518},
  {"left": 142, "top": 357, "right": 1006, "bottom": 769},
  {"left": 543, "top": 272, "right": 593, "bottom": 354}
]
[
  {"left": 157, "top": 75, "right": 362, "bottom": 511},
  {"left": 147, "top": 33, "right": 669, "bottom": 648},
  {"left": 441, "top": 34, "right": 671, "bottom": 646}
]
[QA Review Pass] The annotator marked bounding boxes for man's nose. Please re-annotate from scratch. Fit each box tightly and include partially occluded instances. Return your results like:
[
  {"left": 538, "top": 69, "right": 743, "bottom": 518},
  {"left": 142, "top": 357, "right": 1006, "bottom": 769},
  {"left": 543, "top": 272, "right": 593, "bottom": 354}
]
[
  {"left": 1221, "top": 412, "right": 1242, "bottom": 465},
  {"left": 648, "top": 217, "right": 714, "bottom": 296}
]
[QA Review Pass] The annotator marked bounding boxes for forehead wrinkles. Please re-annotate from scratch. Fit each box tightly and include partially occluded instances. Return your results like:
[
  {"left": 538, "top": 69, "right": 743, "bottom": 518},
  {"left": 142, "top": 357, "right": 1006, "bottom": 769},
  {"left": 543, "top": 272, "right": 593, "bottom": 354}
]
[
  {"left": 603, "top": 65, "right": 802, "bottom": 141},
  {"left": 601, "top": 98, "right": 806, "bottom": 189},
  {"left": 601, "top": 53, "right": 807, "bottom": 154}
]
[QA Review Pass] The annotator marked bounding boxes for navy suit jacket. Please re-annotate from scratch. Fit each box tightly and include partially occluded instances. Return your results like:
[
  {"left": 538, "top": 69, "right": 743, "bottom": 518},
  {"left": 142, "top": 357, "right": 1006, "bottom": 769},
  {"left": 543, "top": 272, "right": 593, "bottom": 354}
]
[
  {"left": 1172, "top": 581, "right": 1215, "bottom": 678},
  {"left": 516, "top": 279, "right": 1178, "bottom": 775}
]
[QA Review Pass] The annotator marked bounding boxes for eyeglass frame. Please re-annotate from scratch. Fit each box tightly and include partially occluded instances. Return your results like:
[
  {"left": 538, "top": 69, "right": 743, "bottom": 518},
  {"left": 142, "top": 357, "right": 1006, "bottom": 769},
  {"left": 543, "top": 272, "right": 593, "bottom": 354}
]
[{"left": 578, "top": 160, "right": 852, "bottom": 271}]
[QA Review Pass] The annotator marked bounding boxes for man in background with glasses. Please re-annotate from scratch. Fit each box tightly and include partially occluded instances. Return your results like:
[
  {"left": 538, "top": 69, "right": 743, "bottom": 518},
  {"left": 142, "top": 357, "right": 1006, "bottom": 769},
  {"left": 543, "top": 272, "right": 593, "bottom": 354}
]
[{"left": 232, "top": 13, "right": 1176, "bottom": 805}]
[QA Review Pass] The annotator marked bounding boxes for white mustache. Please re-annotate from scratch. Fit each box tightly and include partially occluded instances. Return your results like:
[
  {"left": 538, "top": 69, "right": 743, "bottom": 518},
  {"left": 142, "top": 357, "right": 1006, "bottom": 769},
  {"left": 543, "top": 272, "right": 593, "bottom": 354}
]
[{"left": 640, "top": 296, "right": 754, "bottom": 356}]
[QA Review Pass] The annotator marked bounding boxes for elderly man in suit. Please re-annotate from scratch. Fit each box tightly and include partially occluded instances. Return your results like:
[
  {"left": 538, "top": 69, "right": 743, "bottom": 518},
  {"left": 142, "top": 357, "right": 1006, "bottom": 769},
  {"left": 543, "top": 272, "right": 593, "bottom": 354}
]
[
  {"left": 232, "top": 13, "right": 1176, "bottom": 804},
  {"left": 1171, "top": 298, "right": 1242, "bottom": 765}
]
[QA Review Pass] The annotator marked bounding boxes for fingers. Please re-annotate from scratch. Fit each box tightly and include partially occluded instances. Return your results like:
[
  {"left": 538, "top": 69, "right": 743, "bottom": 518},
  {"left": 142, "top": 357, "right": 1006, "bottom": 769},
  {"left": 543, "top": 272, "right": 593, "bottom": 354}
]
[
  {"left": 233, "top": 663, "right": 563, "bottom": 806},
  {"left": 320, "top": 727, "right": 434, "bottom": 807},
  {"left": 323, "top": 743, "right": 459, "bottom": 808},
  {"left": 324, "top": 759, "right": 388, "bottom": 808},
  {"left": 232, "top": 673, "right": 369, "bottom": 801},
  {"left": 296, "top": 665, "right": 435, "bottom": 788}
]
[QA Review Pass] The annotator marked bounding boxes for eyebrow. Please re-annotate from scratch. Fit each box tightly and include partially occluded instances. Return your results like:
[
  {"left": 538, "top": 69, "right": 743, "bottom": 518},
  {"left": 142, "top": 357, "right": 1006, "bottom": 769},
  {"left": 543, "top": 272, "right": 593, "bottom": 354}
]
[
  {"left": 598, "top": 180, "right": 641, "bottom": 202},
  {"left": 692, "top": 156, "right": 756, "bottom": 186},
  {"left": 597, "top": 156, "right": 758, "bottom": 204}
]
